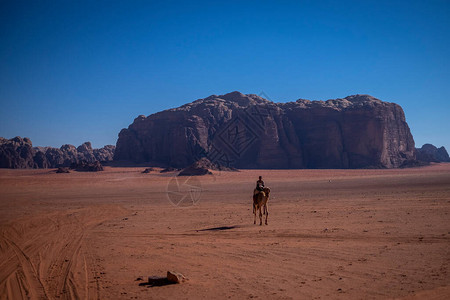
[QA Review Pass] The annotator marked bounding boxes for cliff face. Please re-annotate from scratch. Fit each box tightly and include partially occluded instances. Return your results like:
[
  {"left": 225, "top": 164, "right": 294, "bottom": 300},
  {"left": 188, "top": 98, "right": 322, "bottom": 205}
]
[
  {"left": 114, "top": 91, "right": 416, "bottom": 169},
  {"left": 0, "top": 137, "right": 115, "bottom": 169},
  {"left": 280, "top": 95, "right": 415, "bottom": 168}
]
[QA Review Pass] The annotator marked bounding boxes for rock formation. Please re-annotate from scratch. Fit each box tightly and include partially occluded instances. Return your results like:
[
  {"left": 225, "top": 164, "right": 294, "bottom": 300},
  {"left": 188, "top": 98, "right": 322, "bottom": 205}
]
[
  {"left": 70, "top": 161, "right": 104, "bottom": 172},
  {"left": 93, "top": 145, "right": 116, "bottom": 162},
  {"left": 142, "top": 167, "right": 155, "bottom": 173},
  {"left": 178, "top": 165, "right": 212, "bottom": 176},
  {"left": 160, "top": 167, "right": 179, "bottom": 173},
  {"left": 56, "top": 167, "right": 70, "bottom": 173},
  {"left": 0, "top": 137, "right": 115, "bottom": 169},
  {"left": 178, "top": 158, "right": 238, "bottom": 176},
  {"left": 166, "top": 271, "right": 187, "bottom": 284},
  {"left": 415, "top": 144, "right": 450, "bottom": 162},
  {"left": 0, "top": 137, "right": 36, "bottom": 168},
  {"left": 115, "top": 92, "right": 416, "bottom": 169}
]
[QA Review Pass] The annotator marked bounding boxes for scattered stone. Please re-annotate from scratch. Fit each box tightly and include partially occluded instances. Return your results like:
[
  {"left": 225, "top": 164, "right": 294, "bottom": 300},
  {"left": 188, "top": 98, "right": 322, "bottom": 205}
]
[
  {"left": 178, "top": 158, "right": 219, "bottom": 176},
  {"left": 178, "top": 166, "right": 212, "bottom": 176},
  {"left": 71, "top": 161, "right": 104, "bottom": 172},
  {"left": 182, "top": 157, "right": 236, "bottom": 175},
  {"left": 142, "top": 167, "right": 155, "bottom": 173},
  {"left": 160, "top": 167, "right": 179, "bottom": 173},
  {"left": 56, "top": 167, "right": 70, "bottom": 173},
  {"left": 187, "top": 157, "right": 237, "bottom": 172},
  {"left": 167, "top": 271, "right": 187, "bottom": 283},
  {"left": 142, "top": 276, "right": 175, "bottom": 287}
]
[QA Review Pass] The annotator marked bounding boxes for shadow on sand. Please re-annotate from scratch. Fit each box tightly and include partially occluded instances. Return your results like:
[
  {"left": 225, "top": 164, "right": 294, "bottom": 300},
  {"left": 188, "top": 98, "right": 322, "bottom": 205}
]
[
  {"left": 197, "top": 225, "right": 244, "bottom": 232},
  {"left": 138, "top": 276, "right": 177, "bottom": 288}
]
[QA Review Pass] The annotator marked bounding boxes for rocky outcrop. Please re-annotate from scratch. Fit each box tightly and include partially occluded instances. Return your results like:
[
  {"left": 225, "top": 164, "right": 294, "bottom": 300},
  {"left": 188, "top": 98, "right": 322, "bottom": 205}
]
[
  {"left": 0, "top": 137, "right": 115, "bottom": 169},
  {"left": 177, "top": 158, "right": 218, "bottom": 176},
  {"left": 160, "top": 167, "right": 179, "bottom": 173},
  {"left": 40, "top": 143, "right": 115, "bottom": 168},
  {"left": 177, "top": 158, "right": 238, "bottom": 176},
  {"left": 93, "top": 145, "right": 115, "bottom": 162},
  {"left": 77, "top": 142, "right": 96, "bottom": 162},
  {"left": 71, "top": 161, "right": 104, "bottom": 172},
  {"left": 416, "top": 144, "right": 450, "bottom": 162},
  {"left": 142, "top": 167, "right": 155, "bottom": 173},
  {"left": 115, "top": 92, "right": 416, "bottom": 169},
  {"left": 56, "top": 167, "right": 70, "bottom": 173},
  {"left": 178, "top": 165, "right": 212, "bottom": 176},
  {"left": 0, "top": 137, "right": 36, "bottom": 168}
]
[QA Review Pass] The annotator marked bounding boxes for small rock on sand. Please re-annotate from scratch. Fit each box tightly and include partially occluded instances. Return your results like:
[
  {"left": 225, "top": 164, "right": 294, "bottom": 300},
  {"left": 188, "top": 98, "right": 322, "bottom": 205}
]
[
  {"left": 160, "top": 167, "right": 179, "bottom": 173},
  {"left": 56, "top": 167, "right": 70, "bottom": 173},
  {"left": 167, "top": 271, "right": 187, "bottom": 283}
]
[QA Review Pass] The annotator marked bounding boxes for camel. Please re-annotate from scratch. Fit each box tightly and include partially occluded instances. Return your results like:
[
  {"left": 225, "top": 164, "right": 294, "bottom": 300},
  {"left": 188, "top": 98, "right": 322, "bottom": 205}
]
[{"left": 253, "top": 187, "right": 270, "bottom": 225}]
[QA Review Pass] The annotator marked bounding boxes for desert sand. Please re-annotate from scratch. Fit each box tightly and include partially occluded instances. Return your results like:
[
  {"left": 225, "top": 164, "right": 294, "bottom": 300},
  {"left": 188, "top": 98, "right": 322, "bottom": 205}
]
[{"left": 0, "top": 164, "right": 449, "bottom": 299}]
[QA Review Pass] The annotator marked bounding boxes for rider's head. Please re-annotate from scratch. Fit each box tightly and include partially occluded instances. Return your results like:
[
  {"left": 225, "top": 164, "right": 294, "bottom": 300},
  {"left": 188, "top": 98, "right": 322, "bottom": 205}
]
[{"left": 259, "top": 176, "right": 262, "bottom": 180}]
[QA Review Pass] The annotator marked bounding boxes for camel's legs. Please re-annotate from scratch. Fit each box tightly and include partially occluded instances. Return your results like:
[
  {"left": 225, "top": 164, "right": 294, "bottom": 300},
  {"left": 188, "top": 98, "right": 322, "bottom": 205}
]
[
  {"left": 253, "top": 204, "right": 256, "bottom": 224},
  {"left": 264, "top": 204, "right": 268, "bottom": 225},
  {"left": 259, "top": 207, "right": 263, "bottom": 226}
]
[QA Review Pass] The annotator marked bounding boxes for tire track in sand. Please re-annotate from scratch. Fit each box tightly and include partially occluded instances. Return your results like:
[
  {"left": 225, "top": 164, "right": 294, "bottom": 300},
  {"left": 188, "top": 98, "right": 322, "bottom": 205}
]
[
  {"left": 0, "top": 205, "right": 128, "bottom": 300},
  {"left": 1, "top": 235, "right": 48, "bottom": 299}
]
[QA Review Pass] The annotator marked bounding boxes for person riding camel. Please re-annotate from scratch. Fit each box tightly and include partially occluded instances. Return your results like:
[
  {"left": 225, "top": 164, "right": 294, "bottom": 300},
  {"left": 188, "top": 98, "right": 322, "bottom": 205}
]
[{"left": 256, "top": 176, "right": 265, "bottom": 192}]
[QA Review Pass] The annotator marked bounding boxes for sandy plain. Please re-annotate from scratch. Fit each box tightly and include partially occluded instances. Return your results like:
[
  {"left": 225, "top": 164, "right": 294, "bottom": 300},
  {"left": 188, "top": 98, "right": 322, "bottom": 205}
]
[{"left": 0, "top": 164, "right": 449, "bottom": 299}]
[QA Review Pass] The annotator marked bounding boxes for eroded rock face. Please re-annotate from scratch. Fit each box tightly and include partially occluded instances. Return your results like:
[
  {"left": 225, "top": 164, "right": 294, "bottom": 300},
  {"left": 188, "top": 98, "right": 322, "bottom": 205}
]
[
  {"left": 0, "top": 137, "right": 116, "bottom": 168},
  {"left": 416, "top": 144, "right": 450, "bottom": 162},
  {"left": 0, "top": 137, "right": 36, "bottom": 168},
  {"left": 77, "top": 142, "right": 96, "bottom": 162},
  {"left": 40, "top": 143, "right": 115, "bottom": 168},
  {"left": 115, "top": 92, "right": 416, "bottom": 169},
  {"left": 93, "top": 145, "right": 116, "bottom": 162}
]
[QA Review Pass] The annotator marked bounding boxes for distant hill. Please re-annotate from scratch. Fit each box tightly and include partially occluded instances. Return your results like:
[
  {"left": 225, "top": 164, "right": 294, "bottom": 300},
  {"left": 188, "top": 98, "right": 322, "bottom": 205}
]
[
  {"left": 416, "top": 144, "right": 450, "bottom": 163},
  {"left": 0, "top": 137, "right": 115, "bottom": 168},
  {"left": 114, "top": 91, "right": 416, "bottom": 169}
]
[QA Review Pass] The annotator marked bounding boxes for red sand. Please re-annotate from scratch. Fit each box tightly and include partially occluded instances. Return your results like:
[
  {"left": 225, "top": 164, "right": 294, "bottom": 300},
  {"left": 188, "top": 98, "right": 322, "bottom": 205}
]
[{"left": 1, "top": 164, "right": 449, "bottom": 299}]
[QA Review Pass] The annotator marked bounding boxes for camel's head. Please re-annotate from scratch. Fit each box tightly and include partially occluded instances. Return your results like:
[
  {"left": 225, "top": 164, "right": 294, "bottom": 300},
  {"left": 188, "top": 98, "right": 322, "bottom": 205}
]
[{"left": 264, "top": 187, "right": 270, "bottom": 197}]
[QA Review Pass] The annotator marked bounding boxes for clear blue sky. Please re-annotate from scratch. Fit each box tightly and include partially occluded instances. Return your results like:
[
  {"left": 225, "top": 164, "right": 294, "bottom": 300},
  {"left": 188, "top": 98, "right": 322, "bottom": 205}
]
[{"left": 1, "top": 0, "right": 449, "bottom": 150}]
